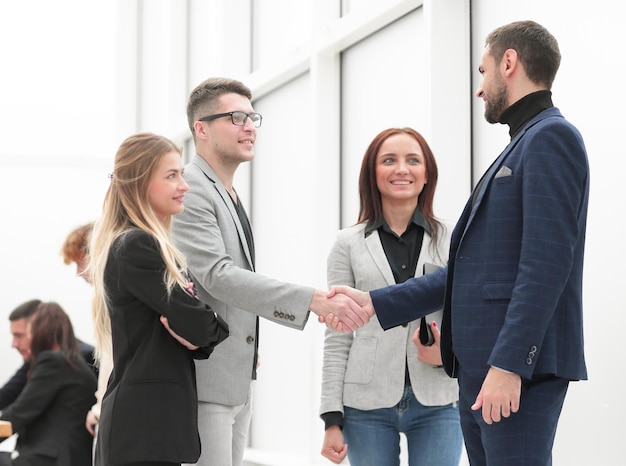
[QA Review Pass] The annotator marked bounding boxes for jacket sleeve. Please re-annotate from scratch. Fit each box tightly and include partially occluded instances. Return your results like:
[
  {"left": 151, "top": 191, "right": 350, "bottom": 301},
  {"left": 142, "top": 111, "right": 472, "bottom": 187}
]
[
  {"left": 371, "top": 266, "right": 447, "bottom": 330},
  {"left": 0, "top": 362, "right": 28, "bottom": 411},
  {"left": 0, "top": 353, "right": 63, "bottom": 432},
  {"left": 115, "top": 231, "right": 229, "bottom": 356},
  {"left": 172, "top": 165, "right": 314, "bottom": 329},
  {"left": 320, "top": 231, "right": 354, "bottom": 417}
]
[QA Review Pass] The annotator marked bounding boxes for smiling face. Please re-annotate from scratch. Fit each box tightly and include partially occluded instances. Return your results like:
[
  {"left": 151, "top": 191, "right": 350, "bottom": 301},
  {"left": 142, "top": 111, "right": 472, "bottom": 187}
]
[
  {"left": 201, "top": 92, "right": 257, "bottom": 168},
  {"left": 375, "top": 133, "right": 427, "bottom": 207},
  {"left": 476, "top": 49, "right": 509, "bottom": 123},
  {"left": 147, "top": 150, "right": 189, "bottom": 222}
]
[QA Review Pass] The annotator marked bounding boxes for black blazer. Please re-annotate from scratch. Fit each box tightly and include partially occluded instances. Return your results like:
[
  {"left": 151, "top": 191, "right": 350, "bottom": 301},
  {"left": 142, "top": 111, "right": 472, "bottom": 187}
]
[
  {"left": 0, "top": 342, "right": 97, "bottom": 412},
  {"left": 0, "top": 350, "right": 97, "bottom": 465},
  {"left": 95, "top": 230, "right": 228, "bottom": 466}
]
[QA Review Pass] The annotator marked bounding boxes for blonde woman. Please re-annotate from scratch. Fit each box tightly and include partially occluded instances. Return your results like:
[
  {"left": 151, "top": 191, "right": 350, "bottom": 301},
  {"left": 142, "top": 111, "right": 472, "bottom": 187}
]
[{"left": 89, "top": 132, "right": 228, "bottom": 466}]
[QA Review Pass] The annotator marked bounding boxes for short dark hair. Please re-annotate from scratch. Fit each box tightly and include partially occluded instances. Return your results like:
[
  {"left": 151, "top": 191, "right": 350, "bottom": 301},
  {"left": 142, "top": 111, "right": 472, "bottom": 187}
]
[
  {"left": 9, "top": 299, "right": 42, "bottom": 322},
  {"left": 485, "top": 20, "right": 561, "bottom": 89},
  {"left": 186, "top": 77, "right": 252, "bottom": 138}
]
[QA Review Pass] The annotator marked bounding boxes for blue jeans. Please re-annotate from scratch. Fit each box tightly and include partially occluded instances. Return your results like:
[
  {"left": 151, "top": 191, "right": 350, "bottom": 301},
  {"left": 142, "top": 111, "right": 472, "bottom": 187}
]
[{"left": 343, "top": 385, "right": 462, "bottom": 466}]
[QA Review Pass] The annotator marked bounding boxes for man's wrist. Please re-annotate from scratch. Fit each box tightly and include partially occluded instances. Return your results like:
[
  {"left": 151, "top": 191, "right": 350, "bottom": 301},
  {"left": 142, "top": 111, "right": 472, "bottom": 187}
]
[{"left": 491, "top": 365, "right": 514, "bottom": 374}]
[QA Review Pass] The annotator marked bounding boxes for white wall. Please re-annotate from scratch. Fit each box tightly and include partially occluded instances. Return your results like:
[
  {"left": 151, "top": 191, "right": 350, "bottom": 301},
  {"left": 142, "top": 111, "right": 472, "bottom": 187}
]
[
  {"left": 0, "top": 0, "right": 623, "bottom": 465},
  {"left": 0, "top": 1, "right": 119, "bottom": 380}
]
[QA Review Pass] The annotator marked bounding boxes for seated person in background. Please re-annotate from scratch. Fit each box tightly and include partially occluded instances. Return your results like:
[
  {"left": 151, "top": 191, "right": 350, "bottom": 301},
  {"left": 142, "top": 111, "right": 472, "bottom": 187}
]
[
  {"left": 0, "top": 300, "right": 40, "bottom": 411},
  {"left": 0, "top": 301, "right": 97, "bottom": 465},
  {"left": 0, "top": 300, "right": 97, "bottom": 413}
]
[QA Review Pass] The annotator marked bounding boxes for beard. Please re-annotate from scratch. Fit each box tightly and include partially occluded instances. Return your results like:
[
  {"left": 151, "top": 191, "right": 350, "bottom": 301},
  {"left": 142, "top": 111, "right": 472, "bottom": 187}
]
[{"left": 483, "top": 76, "right": 508, "bottom": 124}]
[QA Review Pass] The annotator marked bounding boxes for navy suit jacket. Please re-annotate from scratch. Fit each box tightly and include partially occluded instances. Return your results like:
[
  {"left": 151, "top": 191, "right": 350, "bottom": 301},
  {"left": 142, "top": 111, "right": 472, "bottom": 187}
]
[{"left": 372, "top": 107, "right": 589, "bottom": 381}]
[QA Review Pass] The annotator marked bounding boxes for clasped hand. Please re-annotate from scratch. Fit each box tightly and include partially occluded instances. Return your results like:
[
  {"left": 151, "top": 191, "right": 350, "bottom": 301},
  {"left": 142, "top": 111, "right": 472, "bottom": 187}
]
[
  {"left": 309, "top": 287, "right": 373, "bottom": 332},
  {"left": 313, "top": 286, "right": 375, "bottom": 332}
]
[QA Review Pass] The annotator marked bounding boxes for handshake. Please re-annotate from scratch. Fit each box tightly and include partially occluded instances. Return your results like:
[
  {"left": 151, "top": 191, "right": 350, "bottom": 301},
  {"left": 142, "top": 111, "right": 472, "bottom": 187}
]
[{"left": 310, "top": 286, "right": 375, "bottom": 332}]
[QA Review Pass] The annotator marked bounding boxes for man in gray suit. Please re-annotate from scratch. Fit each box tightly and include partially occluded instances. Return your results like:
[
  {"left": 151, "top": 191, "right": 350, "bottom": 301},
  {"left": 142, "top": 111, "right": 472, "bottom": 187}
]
[{"left": 172, "top": 77, "right": 369, "bottom": 466}]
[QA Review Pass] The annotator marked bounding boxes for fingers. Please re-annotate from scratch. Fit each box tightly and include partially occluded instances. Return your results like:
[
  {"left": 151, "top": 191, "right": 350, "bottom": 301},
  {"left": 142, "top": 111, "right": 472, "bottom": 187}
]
[
  {"left": 324, "top": 313, "right": 344, "bottom": 332},
  {"left": 333, "top": 294, "right": 370, "bottom": 328},
  {"left": 412, "top": 327, "right": 419, "bottom": 347},
  {"left": 321, "top": 427, "right": 348, "bottom": 464},
  {"left": 413, "top": 321, "right": 443, "bottom": 365},
  {"left": 315, "top": 287, "right": 376, "bottom": 333},
  {"left": 85, "top": 410, "right": 98, "bottom": 436},
  {"left": 430, "top": 321, "right": 441, "bottom": 341},
  {"left": 160, "top": 315, "right": 199, "bottom": 350},
  {"left": 321, "top": 445, "right": 348, "bottom": 464},
  {"left": 471, "top": 368, "right": 522, "bottom": 424}
]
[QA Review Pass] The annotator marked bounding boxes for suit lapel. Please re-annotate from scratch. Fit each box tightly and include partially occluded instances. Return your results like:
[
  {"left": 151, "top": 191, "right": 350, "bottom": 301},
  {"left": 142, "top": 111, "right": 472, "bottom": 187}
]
[
  {"left": 364, "top": 228, "right": 434, "bottom": 284},
  {"left": 193, "top": 156, "right": 255, "bottom": 270},
  {"left": 364, "top": 230, "right": 396, "bottom": 286},
  {"left": 465, "top": 108, "right": 561, "bottom": 231}
]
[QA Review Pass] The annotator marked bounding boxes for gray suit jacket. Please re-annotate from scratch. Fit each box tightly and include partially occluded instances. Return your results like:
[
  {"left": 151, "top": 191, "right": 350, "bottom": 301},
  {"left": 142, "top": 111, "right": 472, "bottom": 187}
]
[
  {"left": 320, "top": 223, "right": 458, "bottom": 415},
  {"left": 172, "top": 155, "right": 314, "bottom": 405}
]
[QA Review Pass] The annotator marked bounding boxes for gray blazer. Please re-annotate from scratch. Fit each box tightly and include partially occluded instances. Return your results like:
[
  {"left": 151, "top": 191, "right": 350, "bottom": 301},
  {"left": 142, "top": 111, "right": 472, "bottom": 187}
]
[
  {"left": 172, "top": 155, "right": 314, "bottom": 405},
  {"left": 320, "top": 222, "right": 458, "bottom": 415}
]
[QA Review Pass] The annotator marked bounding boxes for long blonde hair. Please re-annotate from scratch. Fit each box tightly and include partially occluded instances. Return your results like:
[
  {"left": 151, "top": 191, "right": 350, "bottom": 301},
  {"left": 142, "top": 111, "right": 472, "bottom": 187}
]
[{"left": 89, "top": 132, "right": 190, "bottom": 362}]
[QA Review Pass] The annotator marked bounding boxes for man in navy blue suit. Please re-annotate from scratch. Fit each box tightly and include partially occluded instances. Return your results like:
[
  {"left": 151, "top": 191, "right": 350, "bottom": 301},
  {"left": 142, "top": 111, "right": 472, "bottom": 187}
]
[{"left": 330, "top": 20, "right": 589, "bottom": 465}]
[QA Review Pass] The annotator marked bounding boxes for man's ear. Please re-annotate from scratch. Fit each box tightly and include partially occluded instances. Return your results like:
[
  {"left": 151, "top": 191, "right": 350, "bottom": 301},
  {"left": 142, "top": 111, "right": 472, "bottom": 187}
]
[
  {"left": 501, "top": 48, "right": 519, "bottom": 76},
  {"left": 193, "top": 120, "right": 207, "bottom": 138}
]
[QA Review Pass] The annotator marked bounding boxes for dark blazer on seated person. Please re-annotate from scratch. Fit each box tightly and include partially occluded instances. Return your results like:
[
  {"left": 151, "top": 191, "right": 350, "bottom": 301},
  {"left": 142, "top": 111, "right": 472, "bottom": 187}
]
[
  {"left": 95, "top": 230, "right": 229, "bottom": 466},
  {"left": 0, "top": 350, "right": 97, "bottom": 466},
  {"left": 0, "top": 341, "right": 97, "bottom": 413}
]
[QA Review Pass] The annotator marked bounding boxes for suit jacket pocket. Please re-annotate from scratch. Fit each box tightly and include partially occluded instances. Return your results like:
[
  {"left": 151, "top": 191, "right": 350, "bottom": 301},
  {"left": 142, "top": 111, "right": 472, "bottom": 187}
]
[
  {"left": 344, "top": 337, "right": 377, "bottom": 384},
  {"left": 482, "top": 281, "right": 514, "bottom": 300}
]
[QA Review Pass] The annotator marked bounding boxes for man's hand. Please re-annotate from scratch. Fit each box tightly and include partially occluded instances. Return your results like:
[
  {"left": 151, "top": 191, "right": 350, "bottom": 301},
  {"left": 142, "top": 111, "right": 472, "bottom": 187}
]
[
  {"left": 471, "top": 367, "right": 522, "bottom": 424},
  {"left": 321, "top": 425, "right": 348, "bottom": 464},
  {"left": 412, "top": 321, "right": 443, "bottom": 366},
  {"left": 318, "top": 286, "right": 375, "bottom": 332},
  {"left": 310, "top": 289, "right": 371, "bottom": 332}
]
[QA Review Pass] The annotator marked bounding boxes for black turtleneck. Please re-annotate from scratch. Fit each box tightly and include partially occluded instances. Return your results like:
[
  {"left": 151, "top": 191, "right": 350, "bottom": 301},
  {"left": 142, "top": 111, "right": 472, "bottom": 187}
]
[{"left": 499, "top": 90, "right": 554, "bottom": 139}]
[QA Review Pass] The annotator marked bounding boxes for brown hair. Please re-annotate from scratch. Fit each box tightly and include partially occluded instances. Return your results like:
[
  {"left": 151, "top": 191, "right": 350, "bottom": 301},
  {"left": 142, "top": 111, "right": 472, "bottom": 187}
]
[
  {"left": 358, "top": 127, "right": 442, "bottom": 246},
  {"left": 28, "top": 302, "right": 80, "bottom": 377},
  {"left": 186, "top": 77, "right": 252, "bottom": 138},
  {"left": 61, "top": 222, "right": 94, "bottom": 265},
  {"left": 485, "top": 20, "right": 561, "bottom": 89}
]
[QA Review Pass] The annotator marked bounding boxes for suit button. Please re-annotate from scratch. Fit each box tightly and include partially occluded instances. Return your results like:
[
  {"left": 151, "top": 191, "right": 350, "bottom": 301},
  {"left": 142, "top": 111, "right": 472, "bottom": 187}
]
[
  {"left": 246, "top": 336, "right": 255, "bottom": 344},
  {"left": 526, "top": 357, "right": 533, "bottom": 365}
]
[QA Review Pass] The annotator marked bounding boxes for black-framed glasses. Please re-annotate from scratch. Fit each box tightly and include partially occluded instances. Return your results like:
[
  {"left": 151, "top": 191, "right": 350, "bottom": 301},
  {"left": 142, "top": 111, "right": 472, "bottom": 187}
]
[{"left": 198, "top": 111, "right": 262, "bottom": 128}]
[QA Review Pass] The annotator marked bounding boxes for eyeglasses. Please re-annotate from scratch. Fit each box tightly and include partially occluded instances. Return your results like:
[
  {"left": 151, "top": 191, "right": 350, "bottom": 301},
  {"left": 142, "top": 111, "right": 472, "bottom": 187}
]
[{"left": 198, "top": 111, "right": 262, "bottom": 128}]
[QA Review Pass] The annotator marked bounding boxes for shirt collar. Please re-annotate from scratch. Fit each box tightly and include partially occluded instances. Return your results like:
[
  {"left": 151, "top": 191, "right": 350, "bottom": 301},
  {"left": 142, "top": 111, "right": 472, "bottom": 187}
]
[{"left": 364, "top": 208, "right": 431, "bottom": 236}]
